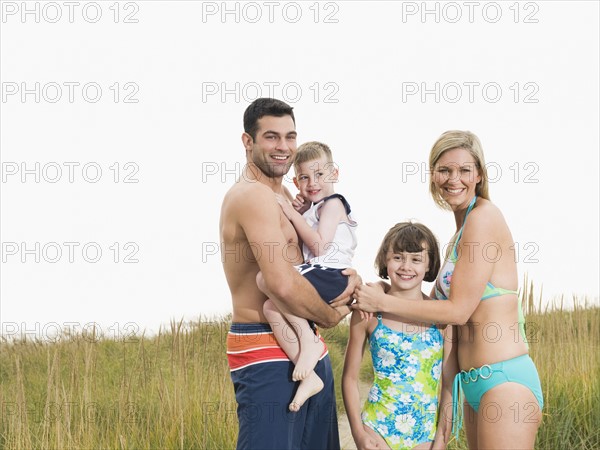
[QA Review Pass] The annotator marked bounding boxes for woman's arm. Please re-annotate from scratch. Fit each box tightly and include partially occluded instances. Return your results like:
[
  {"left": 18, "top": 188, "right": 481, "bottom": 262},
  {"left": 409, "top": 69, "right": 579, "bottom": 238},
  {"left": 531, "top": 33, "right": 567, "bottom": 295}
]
[
  {"left": 432, "top": 325, "right": 458, "bottom": 449},
  {"left": 342, "top": 312, "right": 378, "bottom": 449},
  {"left": 352, "top": 207, "right": 499, "bottom": 325}
]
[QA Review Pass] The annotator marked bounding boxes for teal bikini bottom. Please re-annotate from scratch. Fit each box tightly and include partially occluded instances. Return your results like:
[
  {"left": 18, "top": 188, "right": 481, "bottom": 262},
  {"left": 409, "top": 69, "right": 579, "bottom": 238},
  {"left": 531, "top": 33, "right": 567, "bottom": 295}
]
[{"left": 452, "top": 354, "right": 544, "bottom": 438}]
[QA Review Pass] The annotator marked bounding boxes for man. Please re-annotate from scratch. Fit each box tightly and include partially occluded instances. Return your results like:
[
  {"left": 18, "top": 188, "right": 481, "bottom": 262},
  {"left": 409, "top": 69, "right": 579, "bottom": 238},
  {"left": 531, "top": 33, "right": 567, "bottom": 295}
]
[{"left": 220, "top": 98, "right": 357, "bottom": 449}]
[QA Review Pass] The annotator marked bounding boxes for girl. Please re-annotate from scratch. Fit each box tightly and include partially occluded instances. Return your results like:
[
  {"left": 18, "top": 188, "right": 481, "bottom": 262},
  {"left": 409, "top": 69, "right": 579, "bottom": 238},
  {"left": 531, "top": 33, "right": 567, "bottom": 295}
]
[{"left": 343, "top": 222, "right": 456, "bottom": 450}]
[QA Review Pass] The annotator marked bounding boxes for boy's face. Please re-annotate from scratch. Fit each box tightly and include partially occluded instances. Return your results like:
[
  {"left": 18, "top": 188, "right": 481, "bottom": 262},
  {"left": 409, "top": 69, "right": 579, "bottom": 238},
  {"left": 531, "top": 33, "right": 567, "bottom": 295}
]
[{"left": 293, "top": 156, "right": 338, "bottom": 204}]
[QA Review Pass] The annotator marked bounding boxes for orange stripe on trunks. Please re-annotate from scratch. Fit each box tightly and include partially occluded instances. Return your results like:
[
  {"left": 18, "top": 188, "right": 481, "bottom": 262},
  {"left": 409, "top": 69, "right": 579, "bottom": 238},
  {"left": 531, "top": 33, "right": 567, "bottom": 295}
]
[{"left": 227, "top": 323, "right": 328, "bottom": 372}]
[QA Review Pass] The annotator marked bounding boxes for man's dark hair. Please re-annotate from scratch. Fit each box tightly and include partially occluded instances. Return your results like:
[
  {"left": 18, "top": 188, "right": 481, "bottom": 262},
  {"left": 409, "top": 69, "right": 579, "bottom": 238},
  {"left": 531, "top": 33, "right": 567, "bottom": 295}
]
[{"left": 243, "top": 98, "right": 295, "bottom": 140}]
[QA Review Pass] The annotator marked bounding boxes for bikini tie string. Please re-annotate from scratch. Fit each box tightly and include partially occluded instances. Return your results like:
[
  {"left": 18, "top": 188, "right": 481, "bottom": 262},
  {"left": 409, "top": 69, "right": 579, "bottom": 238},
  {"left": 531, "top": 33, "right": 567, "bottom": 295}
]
[{"left": 451, "top": 372, "right": 463, "bottom": 440}]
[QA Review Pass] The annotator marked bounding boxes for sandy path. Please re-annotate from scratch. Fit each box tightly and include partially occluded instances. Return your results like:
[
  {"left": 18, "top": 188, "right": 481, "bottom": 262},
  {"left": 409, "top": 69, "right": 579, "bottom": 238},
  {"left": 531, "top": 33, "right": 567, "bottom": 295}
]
[{"left": 338, "top": 380, "right": 371, "bottom": 450}]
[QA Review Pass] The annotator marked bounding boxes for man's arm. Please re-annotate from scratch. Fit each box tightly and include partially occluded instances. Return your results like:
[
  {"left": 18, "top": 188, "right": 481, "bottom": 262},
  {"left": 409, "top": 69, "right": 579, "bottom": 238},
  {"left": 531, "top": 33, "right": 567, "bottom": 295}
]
[{"left": 239, "top": 186, "right": 343, "bottom": 327}]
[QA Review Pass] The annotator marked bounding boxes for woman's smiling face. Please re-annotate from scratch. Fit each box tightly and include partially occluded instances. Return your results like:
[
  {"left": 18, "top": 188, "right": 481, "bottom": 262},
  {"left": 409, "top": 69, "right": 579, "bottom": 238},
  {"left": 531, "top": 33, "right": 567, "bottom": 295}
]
[{"left": 432, "top": 147, "right": 481, "bottom": 210}]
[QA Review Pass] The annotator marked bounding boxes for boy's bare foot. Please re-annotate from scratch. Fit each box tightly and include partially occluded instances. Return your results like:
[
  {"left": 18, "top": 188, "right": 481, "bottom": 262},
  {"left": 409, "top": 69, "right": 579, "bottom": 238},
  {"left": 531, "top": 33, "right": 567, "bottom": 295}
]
[
  {"left": 289, "top": 372, "right": 324, "bottom": 412},
  {"left": 292, "top": 337, "right": 324, "bottom": 381}
]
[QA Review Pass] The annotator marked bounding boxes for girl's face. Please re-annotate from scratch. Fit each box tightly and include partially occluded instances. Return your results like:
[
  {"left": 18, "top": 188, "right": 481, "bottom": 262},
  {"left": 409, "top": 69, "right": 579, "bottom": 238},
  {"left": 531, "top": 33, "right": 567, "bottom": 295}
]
[{"left": 386, "top": 243, "right": 430, "bottom": 292}]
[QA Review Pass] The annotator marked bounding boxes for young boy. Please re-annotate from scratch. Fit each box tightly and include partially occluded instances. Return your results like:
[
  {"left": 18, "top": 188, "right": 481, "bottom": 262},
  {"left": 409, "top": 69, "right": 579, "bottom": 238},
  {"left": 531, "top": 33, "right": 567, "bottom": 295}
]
[{"left": 256, "top": 141, "right": 358, "bottom": 411}]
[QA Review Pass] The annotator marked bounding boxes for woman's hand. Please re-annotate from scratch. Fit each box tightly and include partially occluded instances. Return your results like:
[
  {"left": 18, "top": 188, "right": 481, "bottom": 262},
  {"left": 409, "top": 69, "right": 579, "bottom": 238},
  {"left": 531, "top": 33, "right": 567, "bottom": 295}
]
[{"left": 353, "top": 282, "right": 385, "bottom": 313}]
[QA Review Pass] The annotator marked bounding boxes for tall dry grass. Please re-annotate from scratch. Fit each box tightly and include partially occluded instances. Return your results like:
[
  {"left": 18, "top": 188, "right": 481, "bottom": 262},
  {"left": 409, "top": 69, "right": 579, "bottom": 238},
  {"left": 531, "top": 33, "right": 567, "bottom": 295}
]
[
  {"left": 444, "top": 278, "right": 599, "bottom": 449},
  {"left": 340, "top": 278, "right": 599, "bottom": 450},
  {"left": 1, "top": 318, "right": 237, "bottom": 449},
  {"left": 0, "top": 284, "right": 598, "bottom": 449}
]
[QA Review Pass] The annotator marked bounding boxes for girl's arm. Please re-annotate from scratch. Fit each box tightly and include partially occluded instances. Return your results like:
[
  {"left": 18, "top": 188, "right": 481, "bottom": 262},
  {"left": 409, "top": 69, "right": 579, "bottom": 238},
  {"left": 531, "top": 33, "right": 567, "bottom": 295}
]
[
  {"left": 432, "top": 325, "right": 458, "bottom": 449},
  {"left": 351, "top": 207, "right": 500, "bottom": 325},
  {"left": 277, "top": 195, "right": 346, "bottom": 258},
  {"left": 342, "top": 311, "right": 378, "bottom": 449}
]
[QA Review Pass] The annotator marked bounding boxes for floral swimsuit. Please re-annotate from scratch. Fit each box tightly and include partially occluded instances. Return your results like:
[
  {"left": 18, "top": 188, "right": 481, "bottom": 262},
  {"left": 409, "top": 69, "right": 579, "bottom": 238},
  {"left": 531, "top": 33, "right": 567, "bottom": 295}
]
[{"left": 361, "top": 314, "right": 443, "bottom": 450}]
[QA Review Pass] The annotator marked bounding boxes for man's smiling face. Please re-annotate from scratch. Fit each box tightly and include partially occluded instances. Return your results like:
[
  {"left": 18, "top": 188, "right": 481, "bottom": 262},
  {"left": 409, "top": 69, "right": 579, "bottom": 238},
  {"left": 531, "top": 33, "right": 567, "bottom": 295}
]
[{"left": 246, "top": 115, "right": 297, "bottom": 179}]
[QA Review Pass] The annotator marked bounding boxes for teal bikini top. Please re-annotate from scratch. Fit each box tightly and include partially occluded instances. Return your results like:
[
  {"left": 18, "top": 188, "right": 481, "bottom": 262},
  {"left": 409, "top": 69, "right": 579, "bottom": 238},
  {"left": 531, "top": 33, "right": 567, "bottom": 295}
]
[
  {"left": 434, "top": 196, "right": 528, "bottom": 348},
  {"left": 434, "top": 196, "right": 519, "bottom": 301}
]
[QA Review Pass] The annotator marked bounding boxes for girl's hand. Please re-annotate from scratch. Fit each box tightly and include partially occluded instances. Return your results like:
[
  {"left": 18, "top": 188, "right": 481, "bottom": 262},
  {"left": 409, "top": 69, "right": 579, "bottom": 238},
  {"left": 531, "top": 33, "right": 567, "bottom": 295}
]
[
  {"left": 292, "top": 194, "right": 310, "bottom": 214},
  {"left": 275, "top": 194, "right": 296, "bottom": 220},
  {"left": 431, "top": 419, "right": 451, "bottom": 449},
  {"left": 431, "top": 436, "right": 448, "bottom": 450},
  {"left": 352, "top": 282, "right": 384, "bottom": 313},
  {"left": 355, "top": 432, "right": 381, "bottom": 450}
]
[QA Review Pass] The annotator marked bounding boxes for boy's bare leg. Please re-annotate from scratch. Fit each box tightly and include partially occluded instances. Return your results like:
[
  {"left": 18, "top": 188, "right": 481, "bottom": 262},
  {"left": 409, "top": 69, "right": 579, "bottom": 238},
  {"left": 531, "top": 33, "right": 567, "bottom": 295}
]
[
  {"left": 257, "top": 270, "right": 324, "bottom": 380},
  {"left": 281, "top": 310, "right": 325, "bottom": 381},
  {"left": 288, "top": 372, "right": 325, "bottom": 412},
  {"left": 263, "top": 299, "right": 324, "bottom": 411}
]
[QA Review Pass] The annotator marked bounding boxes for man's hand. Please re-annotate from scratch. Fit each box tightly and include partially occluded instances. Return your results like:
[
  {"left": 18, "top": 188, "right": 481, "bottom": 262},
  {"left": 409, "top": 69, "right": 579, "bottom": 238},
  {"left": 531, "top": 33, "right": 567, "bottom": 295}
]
[
  {"left": 313, "top": 269, "right": 360, "bottom": 328},
  {"left": 314, "top": 303, "right": 352, "bottom": 329},
  {"left": 292, "top": 194, "right": 310, "bottom": 215},
  {"left": 329, "top": 268, "right": 362, "bottom": 308},
  {"left": 334, "top": 304, "right": 352, "bottom": 318}
]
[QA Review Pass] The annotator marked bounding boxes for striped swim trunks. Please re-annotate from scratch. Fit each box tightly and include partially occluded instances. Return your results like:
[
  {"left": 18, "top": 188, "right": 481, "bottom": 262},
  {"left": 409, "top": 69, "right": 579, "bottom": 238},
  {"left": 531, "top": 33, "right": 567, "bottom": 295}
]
[{"left": 227, "top": 322, "right": 339, "bottom": 449}]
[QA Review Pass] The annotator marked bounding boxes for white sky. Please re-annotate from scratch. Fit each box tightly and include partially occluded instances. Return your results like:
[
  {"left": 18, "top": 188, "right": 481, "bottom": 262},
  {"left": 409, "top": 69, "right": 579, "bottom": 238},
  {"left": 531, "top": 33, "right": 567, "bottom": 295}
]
[{"left": 1, "top": 1, "right": 598, "bottom": 338}]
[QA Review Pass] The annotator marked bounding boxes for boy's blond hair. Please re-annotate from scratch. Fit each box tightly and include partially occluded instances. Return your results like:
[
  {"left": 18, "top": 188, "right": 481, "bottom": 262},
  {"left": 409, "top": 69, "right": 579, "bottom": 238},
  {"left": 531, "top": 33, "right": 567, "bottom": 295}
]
[{"left": 293, "top": 141, "right": 334, "bottom": 172}]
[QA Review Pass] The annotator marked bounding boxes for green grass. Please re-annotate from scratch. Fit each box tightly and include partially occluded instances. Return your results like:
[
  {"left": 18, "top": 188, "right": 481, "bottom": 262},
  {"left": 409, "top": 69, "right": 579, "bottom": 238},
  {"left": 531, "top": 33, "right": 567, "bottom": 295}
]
[
  {"left": 1, "top": 319, "right": 238, "bottom": 449},
  {"left": 1, "top": 293, "right": 598, "bottom": 449}
]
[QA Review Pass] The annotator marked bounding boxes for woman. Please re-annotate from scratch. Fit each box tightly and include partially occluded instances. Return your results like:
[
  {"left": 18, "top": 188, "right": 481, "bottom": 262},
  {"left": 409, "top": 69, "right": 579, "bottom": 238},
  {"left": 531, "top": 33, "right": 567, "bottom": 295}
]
[{"left": 343, "top": 131, "right": 543, "bottom": 449}]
